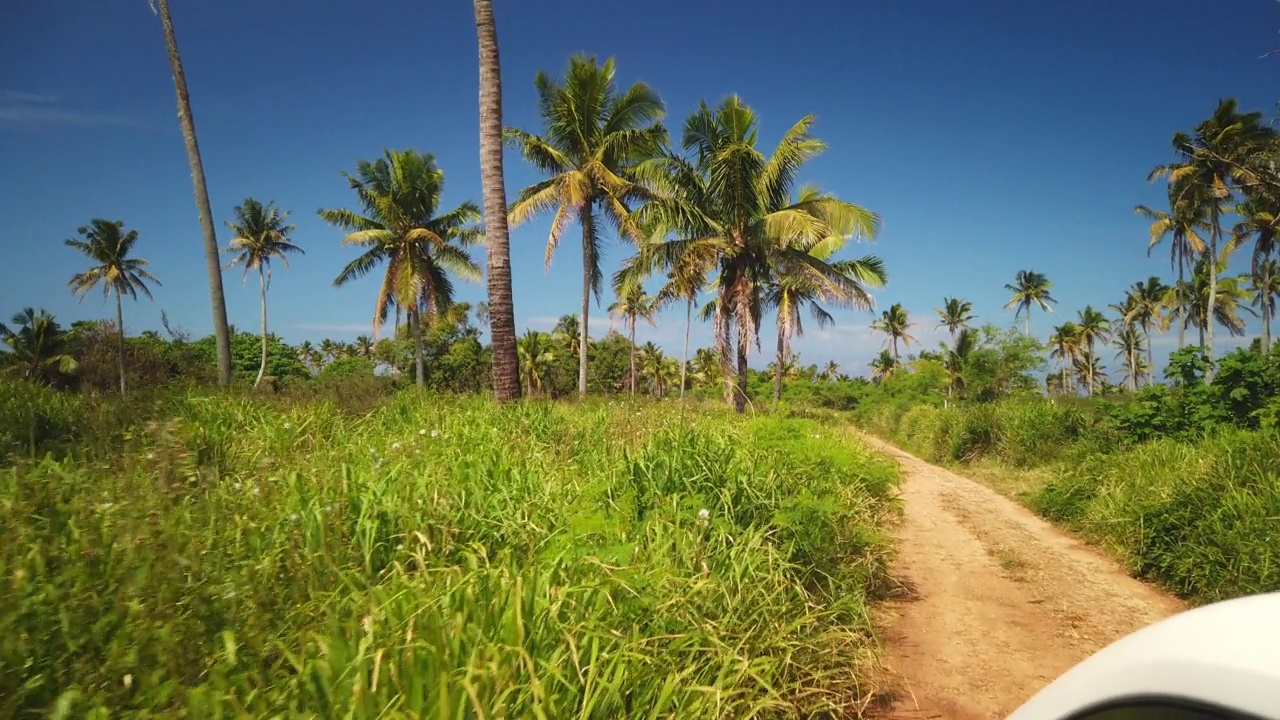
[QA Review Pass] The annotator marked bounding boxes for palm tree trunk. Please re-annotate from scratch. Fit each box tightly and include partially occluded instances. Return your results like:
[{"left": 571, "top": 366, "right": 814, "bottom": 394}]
[
  {"left": 472, "top": 0, "right": 520, "bottom": 403},
  {"left": 1206, "top": 216, "right": 1220, "bottom": 381},
  {"left": 628, "top": 318, "right": 636, "bottom": 396},
  {"left": 578, "top": 209, "right": 595, "bottom": 398},
  {"left": 891, "top": 337, "right": 899, "bottom": 362},
  {"left": 115, "top": 291, "right": 126, "bottom": 396},
  {"left": 1060, "top": 357, "right": 1067, "bottom": 396},
  {"left": 255, "top": 266, "right": 268, "bottom": 388},
  {"left": 734, "top": 341, "right": 749, "bottom": 414},
  {"left": 680, "top": 297, "right": 691, "bottom": 401},
  {"left": 773, "top": 328, "right": 785, "bottom": 408},
  {"left": 157, "top": 0, "right": 232, "bottom": 387},
  {"left": 1176, "top": 261, "right": 1186, "bottom": 350},
  {"left": 1264, "top": 306, "right": 1272, "bottom": 354},
  {"left": 411, "top": 307, "right": 425, "bottom": 387},
  {"left": 1026, "top": 308, "right": 1031, "bottom": 337},
  {"left": 1144, "top": 326, "right": 1153, "bottom": 386}
]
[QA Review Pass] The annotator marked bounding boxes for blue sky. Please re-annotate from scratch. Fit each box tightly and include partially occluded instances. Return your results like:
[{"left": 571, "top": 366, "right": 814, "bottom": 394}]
[{"left": 2, "top": 0, "right": 1279, "bottom": 376}]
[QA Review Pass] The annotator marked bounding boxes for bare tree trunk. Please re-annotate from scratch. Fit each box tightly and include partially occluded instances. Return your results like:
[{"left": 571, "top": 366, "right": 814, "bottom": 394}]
[
  {"left": 412, "top": 306, "right": 424, "bottom": 387},
  {"left": 1206, "top": 214, "right": 1220, "bottom": 381},
  {"left": 579, "top": 209, "right": 594, "bottom": 398},
  {"left": 679, "top": 297, "right": 691, "bottom": 401},
  {"left": 115, "top": 291, "right": 127, "bottom": 396},
  {"left": 628, "top": 318, "right": 636, "bottom": 396},
  {"left": 734, "top": 341, "right": 748, "bottom": 414},
  {"left": 773, "top": 328, "right": 785, "bottom": 408},
  {"left": 473, "top": 0, "right": 520, "bottom": 403},
  {"left": 255, "top": 266, "right": 268, "bottom": 388},
  {"left": 157, "top": 0, "right": 231, "bottom": 387}
]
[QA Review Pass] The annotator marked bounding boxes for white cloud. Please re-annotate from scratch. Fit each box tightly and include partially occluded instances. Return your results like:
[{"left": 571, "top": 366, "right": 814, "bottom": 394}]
[{"left": 0, "top": 90, "right": 144, "bottom": 129}]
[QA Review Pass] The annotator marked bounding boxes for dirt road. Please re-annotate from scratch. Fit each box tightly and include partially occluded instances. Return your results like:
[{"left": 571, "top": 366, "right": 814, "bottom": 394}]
[{"left": 864, "top": 436, "right": 1185, "bottom": 720}]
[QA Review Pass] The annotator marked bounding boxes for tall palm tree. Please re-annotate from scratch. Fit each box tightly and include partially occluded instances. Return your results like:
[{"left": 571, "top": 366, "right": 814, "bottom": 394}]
[
  {"left": 152, "top": 0, "right": 231, "bottom": 386},
  {"left": 1073, "top": 350, "right": 1106, "bottom": 396},
  {"left": 517, "top": 330, "right": 556, "bottom": 398},
  {"left": 1151, "top": 99, "right": 1269, "bottom": 374},
  {"left": 1113, "top": 325, "right": 1147, "bottom": 391},
  {"left": 1004, "top": 270, "right": 1056, "bottom": 336},
  {"left": 506, "top": 55, "right": 666, "bottom": 398},
  {"left": 1048, "top": 322, "right": 1082, "bottom": 395},
  {"left": 1120, "top": 277, "right": 1168, "bottom": 377},
  {"left": 769, "top": 253, "right": 885, "bottom": 405},
  {"left": 872, "top": 303, "right": 917, "bottom": 361},
  {"left": 471, "top": 0, "right": 520, "bottom": 403},
  {"left": 0, "top": 308, "right": 77, "bottom": 383},
  {"left": 1137, "top": 179, "right": 1210, "bottom": 351},
  {"left": 934, "top": 297, "right": 976, "bottom": 339},
  {"left": 608, "top": 276, "right": 656, "bottom": 396},
  {"left": 1248, "top": 258, "right": 1280, "bottom": 352},
  {"left": 1075, "top": 306, "right": 1111, "bottom": 396},
  {"left": 65, "top": 219, "right": 160, "bottom": 395},
  {"left": 632, "top": 97, "right": 880, "bottom": 413},
  {"left": 1232, "top": 199, "right": 1280, "bottom": 351},
  {"left": 320, "top": 150, "right": 481, "bottom": 387},
  {"left": 1181, "top": 249, "right": 1255, "bottom": 345},
  {"left": 224, "top": 198, "right": 302, "bottom": 387},
  {"left": 648, "top": 238, "right": 717, "bottom": 401}
]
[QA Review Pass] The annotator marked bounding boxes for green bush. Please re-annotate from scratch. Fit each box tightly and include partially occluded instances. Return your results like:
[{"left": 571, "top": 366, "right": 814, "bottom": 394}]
[{"left": 0, "top": 393, "right": 899, "bottom": 717}]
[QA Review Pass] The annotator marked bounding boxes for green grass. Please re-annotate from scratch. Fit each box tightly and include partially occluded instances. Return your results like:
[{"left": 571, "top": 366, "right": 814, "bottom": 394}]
[{"left": 1, "top": 383, "right": 899, "bottom": 717}]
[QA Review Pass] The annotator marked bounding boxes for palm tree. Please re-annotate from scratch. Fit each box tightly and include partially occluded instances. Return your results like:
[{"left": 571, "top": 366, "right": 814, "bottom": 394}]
[
  {"left": 471, "top": 0, "right": 520, "bottom": 403},
  {"left": 1137, "top": 179, "right": 1211, "bottom": 351},
  {"left": 1151, "top": 99, "right": 1270, "bottom": 374},
  {"left": 1075, "top": 306, "right": 1111, "bottom": 396},
  {"left": 1004, "top": 270, "right": 1056, "bottom": 336},
  {"left": 517, "top": 330, "right": 556, "bottom": 398},
  {"left": 637, "top": 341, "right": 665, "bottom": 396},
  {"left": 872, "top": 303, "right": 916, "bottom": 361},
  {"left": 769, "top": 253, "right": 884, "bottom": 405},
  {"left": 608, "top": 276, "right": 656, "bottom": 396},
  {"left": 1113, "top": 325, "right": 1147, "bottom": 391},
  {"left": 506, "top": 55, "right": 666, "bottom": 398},
  {"left": 224, "top": 198, "right": 302, "bottom": 387},
  {"left": 869, "top": 350, "right": 898, "bottom": 383},
  {"left": 1232, "top": 200, "right": 1280, "bottom": 351},
  {"left": 1120, "top": 277, "right": 1168, "bottom": 377},
  {"left": 1248, "top": 259, "right": 1280, "bottom": 352},
  {"left": 649, "top": 239, "right": 716, "bottom": 402},
  {"left": 689, "top": 347, "right": 720, "bottom": 388},
  {"left": 822, "top": 360, "right": 840, "bottom": 382},
  {"left": 1073, "top": 351, "right": 1106, "bottom": 396},
  {"left": 353, "top": 335, "right": 375, "bottom": 359},
  {"left": 943, "top": 327, "right": 978, "bottom": 399},
  {"left": 296, "top": 340, "right": 317, "bottom": 372},
  {"left": 320, "top": 149, "right": 481, "bottom": 387},
  {"left": 632, "top": 96, "right": 880, "bottom": 412},
  {"left": 934, "top": 297, "right": 976, "bottom": 339},
  {"left": 152, "top": 0, "right": 231, "bottom": 386},
  {"left": 1048, "top": 322, "right": 1082, "bottom": 396},
  {"left": 0, "top": 308, "right": 77, "bottom": 383},
  {"left": 64, "top": 219, "right": 160, "bottom": 395},
  {"left": 1182, "top": 249, "right": 1255, "bottom": 345},
  {"left": 552, "top": 314, "right": 582, "bottom": 371}
]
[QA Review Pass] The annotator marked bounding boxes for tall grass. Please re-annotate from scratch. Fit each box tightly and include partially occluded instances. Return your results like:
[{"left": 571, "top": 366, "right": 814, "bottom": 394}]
[
  {"left": 0, "top": 385, "right": 898, "bottom": 717},
  {"left": 1033, "top": 429, "right": 1280, "bottom": 602}
]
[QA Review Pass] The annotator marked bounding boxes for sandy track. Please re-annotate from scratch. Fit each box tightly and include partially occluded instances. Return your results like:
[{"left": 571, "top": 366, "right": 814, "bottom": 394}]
[{"left": 864, "top": 435, "right": 1184, "bottom": 719}]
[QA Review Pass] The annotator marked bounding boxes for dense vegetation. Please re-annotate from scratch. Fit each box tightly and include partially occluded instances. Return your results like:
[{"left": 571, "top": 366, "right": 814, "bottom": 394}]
[{"left": 0, "top": 383, "right": 897, "bottom": 716}]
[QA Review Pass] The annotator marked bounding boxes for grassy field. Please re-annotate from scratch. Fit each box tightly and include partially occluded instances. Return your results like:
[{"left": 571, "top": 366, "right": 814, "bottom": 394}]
[
  {"left": 1, "top": 382, "right": 899, "bottom": 717},
  {"left": 859, "top": 397, "right": 1280, "bottom": 604}
]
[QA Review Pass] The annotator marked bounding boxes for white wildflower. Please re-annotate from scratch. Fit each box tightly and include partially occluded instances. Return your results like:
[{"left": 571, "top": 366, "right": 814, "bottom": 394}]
[
  {"left": 419, "top": 429, "right": 427, "bottom": 436},
  {"left": 283, "top": 422, "right": 292, "bottom": 430},
  {"left": 391, "top": 442, "right": 401, "bottom": 450},
  {"left": 697, "top": 508, "right": 710, "bottom": 521},
  {"left": 431, "top": 430, "right": 440, "bottom": 438},
  {"left": 145, "top": 452, "right": 156, "bottom": 461},
  {"left": 289, "top": 513, "right": 299, "bottom": 522},
  {"left": 249, "top": 485, "right": 261, "bottom": 497}
]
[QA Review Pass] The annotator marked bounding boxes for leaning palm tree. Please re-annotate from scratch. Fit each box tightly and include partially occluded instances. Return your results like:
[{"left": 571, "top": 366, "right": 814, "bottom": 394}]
[
  {"left": 934, "top": 297, "right": 976, "bottom": 339},
  {"left": 471, "top": 0, "right": 520, "bottom": 403},
  {"left": 872, "top": 303, "right": 916, "bottom": 362},
  {"left": 608, "top": 275, "right": 656, "bottom": 396},
  {"left": 65, "top": 219, "right": 160, "bottom": 395},
  {"left": 1048, "top": 322, "right": 1082, "bottom": 396},
  {"left": 768, "top": 252, "right": 885, "bottom": 405},
  {"left": 1075, "top": 306, "right": 1111, "bottom": 396},
  {"left": 1004, "top": 270, "right": 1056, "bottom": 336},
  {"left": 1248, "top": 258, "right": 1280, "bottom": 352},
  {"left": 152, "top": 0, "right": 231, "bottom": 386},
  {"left": 1151, "top": 99, "right": 1270, "bottom": 374},
  {"left": 631, "top": 96, "right": 880, "bottom": 412},
  {"left": 320, "top": 150, "right": 482, "bottom": 387},
  {"left": 506, "top": 55, "right": 666, "bottom": 398},
  {"left": 224, "top": 198, "right": 302, "bottom": 387},
  {"left": 0, "top": 308, "right": 77, "bottom": 383}
]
